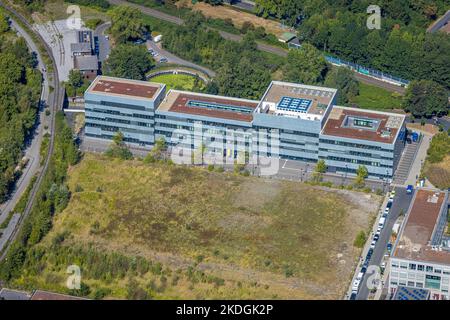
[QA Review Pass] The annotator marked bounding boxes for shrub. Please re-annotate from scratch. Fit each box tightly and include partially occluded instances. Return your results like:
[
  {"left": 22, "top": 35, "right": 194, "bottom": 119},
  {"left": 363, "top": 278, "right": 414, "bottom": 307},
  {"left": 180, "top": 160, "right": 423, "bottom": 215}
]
[{"left": 353, "top": 230, "right": 367, "bottom": 248}]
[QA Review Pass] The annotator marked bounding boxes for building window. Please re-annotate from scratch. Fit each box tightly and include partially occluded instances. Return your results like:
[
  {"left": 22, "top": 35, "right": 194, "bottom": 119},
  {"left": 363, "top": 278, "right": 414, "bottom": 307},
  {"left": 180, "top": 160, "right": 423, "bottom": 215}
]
[
  {"left": 409, "top": 263, "right": 416, "bottom": 270},
  {"left": 417, "top": 265, "right": 424, "bottom": 271},
  {"left": 407, "top": 281, "right": 415, "bottom": 287},
  {"left": 416, "top": 282, "right": 423, "bottom": 288},
  {"left": 426, "top": 266, "right": 433, "bottom": 273},
  {"left": 391, "top": 281, "right": 398, "bottom": 286},
  {"left": 434, "top": 269, "right": 442, "bottom": 274},
  {"left": 425, "top": 275, "right": 441, "bottom": 290}
]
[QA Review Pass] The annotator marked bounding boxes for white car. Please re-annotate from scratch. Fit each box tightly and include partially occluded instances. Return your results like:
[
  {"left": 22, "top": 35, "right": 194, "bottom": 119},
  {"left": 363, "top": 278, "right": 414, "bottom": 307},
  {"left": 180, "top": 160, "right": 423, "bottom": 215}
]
[
  {"left": 356, "top": 272, "right": 364, "bottom": 281},
  {"left": 384, "top": 207, "right": 390, "bottom": 215},
  {"left": 370, "top": 240, "right": 376, "bottom": 249}
]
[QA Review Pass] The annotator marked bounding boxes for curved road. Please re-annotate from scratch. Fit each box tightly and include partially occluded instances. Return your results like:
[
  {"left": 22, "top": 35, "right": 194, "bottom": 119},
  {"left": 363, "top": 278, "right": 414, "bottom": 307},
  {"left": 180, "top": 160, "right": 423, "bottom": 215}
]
[
  {"left": 107, "top": 0, "right": 406, "bottom": 94},
  {"left": 147, "top": 40, "right": 216, "bottom": 78},
  {"left": 0, "top": 2, "right": 64, "bottom": 261}
]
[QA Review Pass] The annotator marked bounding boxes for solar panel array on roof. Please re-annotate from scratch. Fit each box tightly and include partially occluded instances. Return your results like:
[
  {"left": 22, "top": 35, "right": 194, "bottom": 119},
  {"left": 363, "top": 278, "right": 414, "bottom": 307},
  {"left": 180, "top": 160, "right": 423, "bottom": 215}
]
[
  {"left": 394, "top": 286, "right": 429, "bottom": 300},
  {"left": 277, "top": 96, "right": 312, "bottom": 113},
  {"left": 186, "top": 100, "right": 254, "bottom": 114}
]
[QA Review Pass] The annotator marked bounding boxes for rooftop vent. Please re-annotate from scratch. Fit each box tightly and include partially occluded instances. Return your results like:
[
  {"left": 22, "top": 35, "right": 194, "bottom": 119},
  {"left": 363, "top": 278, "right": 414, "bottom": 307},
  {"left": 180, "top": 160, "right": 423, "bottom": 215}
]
[{"left": 427, "top": 194, "right": 439, "bottom": 204}]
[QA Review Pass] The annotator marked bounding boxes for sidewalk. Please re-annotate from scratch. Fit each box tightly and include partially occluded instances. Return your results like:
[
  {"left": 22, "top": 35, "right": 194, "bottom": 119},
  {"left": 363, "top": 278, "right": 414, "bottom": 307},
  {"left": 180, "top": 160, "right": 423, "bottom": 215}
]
[{"left": 405, "top": 133, "right": 432, "bottom": 187}]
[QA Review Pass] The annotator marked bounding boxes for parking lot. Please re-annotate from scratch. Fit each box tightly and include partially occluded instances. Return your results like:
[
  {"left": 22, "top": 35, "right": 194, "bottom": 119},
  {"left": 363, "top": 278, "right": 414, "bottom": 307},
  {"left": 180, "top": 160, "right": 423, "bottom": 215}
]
[{"left": 348, "top": 185, "right": 415, "bottom": 300}]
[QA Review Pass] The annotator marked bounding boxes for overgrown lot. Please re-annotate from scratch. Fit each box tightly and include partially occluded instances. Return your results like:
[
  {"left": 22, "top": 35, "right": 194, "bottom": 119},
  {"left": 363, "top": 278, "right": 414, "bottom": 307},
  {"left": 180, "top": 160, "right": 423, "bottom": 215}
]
[{"left": 10, "top": 153, "right": 381, "bottom": 299}]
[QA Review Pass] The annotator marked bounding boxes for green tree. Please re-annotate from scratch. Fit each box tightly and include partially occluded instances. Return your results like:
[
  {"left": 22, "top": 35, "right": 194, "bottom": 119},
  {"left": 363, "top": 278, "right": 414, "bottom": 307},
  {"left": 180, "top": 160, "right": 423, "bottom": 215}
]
[
  {"left": 68, "top": 69, "right": 83, "bottom": 88},
  {"left": 108, "top": 5, "right": 150, "bottom": 44},
  {"left": 0, "top": 12, "right": 9, "bottom": 33},
  {"left": 105, "top": 44, "right": 154, "bottom": 80},
  {"left": 144, "top": 137, "right": 167, "bottom": 163},
  {"left": 353, "top": 230, "right": 367, "bottom": 248},
  {"left": 312, "top": 159, "right": 326, "bottom": 182},
  {"left": 324, "top": 67, "right": 359, "bottom": 104},
  {"left": 355, "top": 165, "right": 368, "bottom": 186},
  {"left": 105, "top": 131, "right": 133, "bottom": 160},
  {"left": 404, "top": 80, "right": 449, "bottom": 118},
  {"left": 283, "top": 43, "right": 328, "bottom": 85}
]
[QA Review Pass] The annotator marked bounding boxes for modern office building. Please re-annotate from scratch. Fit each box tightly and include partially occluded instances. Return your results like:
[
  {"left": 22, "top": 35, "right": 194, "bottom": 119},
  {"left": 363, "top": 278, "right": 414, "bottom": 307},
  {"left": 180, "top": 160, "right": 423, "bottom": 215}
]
[
  {"left": 85, "top": 76, "right": 166, "bottom": 146},
  {"left": 320, "top": 106, "right": 406, "bottom": 179},
  {"left": 254, "top": 81, "right": 337, "bottom": 163},
  {"left": 155, "top": 89, "right": 258, "bottom": 162},
  {"left": 83, "top": 76, "right": 407, "bottom": 179},
  {"left": 389, "top": 188, "right": 450, "bottom": 300}
]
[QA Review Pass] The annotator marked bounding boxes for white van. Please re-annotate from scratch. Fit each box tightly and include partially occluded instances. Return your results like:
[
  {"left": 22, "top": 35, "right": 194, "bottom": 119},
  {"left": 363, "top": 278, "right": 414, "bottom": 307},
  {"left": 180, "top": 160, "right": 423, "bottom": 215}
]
[
  {"left": 352, "top": 279, "right": 361, "bottom": 292},
  {"left": 378, "top": 217, "right": 386, "bottom": 229}
]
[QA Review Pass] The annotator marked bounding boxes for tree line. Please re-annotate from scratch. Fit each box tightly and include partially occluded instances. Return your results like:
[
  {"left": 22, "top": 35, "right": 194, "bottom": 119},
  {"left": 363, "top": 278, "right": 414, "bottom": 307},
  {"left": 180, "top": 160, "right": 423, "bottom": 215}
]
[
  {"left": 254, "top": 0, "right": 450, "bottom": 91},
  {"left": 0, "top": 11, "right": 41, "bottom": 203}
]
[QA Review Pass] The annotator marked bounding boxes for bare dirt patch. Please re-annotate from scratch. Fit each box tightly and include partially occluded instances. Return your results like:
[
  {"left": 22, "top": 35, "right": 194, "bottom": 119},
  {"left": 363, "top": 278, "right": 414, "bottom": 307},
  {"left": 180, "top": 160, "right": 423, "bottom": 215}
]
[{"left": 178, "top": 0, "right": 286, "bottom": 37}]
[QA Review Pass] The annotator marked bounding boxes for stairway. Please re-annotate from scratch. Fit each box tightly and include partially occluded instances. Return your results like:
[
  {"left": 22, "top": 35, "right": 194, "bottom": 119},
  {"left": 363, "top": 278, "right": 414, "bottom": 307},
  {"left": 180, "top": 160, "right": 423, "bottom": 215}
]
[{"left": 392, "top": 141, "right": 420, "bottom": 185}]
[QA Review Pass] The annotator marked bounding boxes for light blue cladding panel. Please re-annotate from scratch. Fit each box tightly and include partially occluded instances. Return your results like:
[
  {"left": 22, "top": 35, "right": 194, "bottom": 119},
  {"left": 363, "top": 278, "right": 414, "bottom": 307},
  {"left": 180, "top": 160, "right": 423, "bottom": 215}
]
[
  {"left": 253, "top": 112, "right": 322, "bottom": 133},
  {"left": 253, "top": 112, "right": 321, "bottom": 161},
  {"left": 318, "top": 133, "right": 399, "bottom": 178},
  {"left": 84, "top": 87, "right": 165, "bottom": 146}
]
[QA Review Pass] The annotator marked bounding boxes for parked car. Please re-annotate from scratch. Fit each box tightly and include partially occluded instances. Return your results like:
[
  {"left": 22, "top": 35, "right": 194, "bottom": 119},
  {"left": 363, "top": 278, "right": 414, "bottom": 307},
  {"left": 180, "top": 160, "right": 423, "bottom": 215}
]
[
  {"left": 378, "top": 217, "right": 386, "bottom": 230},
  {"left": 352, "top": 279, "right": 361, "bottom": 292},
  {"left": 374, "top": 234, "right": 380, "bottom": 241},
  {"left": 384, "top": 207, "right": 390, "bottom": 215},
  {"left": 370, "top": 240, "right": 376, "bottom": 249},
  {"left": 406, "top": 184, "right": 414, "bottom": 195},
  {"left": 350, "top": 292, "right": 357, "bottom": 300},
  {"left": 361, "top": 266, "right": 367, "bottom": 274},
  {"left": 159, "top": 57, "right": 168, "bottom": 63},
  {"left": 387, "top": 243, "right": 393, "bottom": 253},
  {"left": 357, "top": 272, "right": 364, "bottom": 281}
]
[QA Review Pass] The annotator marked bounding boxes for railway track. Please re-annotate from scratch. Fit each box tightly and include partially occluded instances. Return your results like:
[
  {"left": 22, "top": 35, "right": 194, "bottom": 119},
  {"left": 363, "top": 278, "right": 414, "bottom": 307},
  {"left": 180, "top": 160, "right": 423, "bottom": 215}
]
[{"left": 0, "top": 2, "right": 64, "bottom": 261}]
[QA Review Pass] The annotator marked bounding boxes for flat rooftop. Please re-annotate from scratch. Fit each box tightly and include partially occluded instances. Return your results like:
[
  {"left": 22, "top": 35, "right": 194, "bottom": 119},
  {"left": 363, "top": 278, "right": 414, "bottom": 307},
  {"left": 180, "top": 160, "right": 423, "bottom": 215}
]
[
  {"left": 157, "top": 90, "right": 259, "bottom": 123},
  {"left": 31, "top": 290, "right": 88, "bottom": 300},
  {"left": 257, "top": 81, "right": 337, "bottom": 120},
  {"left": 321, "top": 106, "right": 405, "bottom": 144},
  {"left": 87, "top": 76, "right": 164, "bottom": 100},
  {"left": 394, "top": 189, "right": 450, "bottom": 265}
]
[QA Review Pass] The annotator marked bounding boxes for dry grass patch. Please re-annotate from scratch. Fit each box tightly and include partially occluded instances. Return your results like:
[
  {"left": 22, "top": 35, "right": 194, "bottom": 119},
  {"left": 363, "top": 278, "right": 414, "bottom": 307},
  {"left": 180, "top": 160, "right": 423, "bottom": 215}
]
[
  {"left": 179, "top": 0, "right": 286, "bottom": 37},
  {"left": 423, "top": 155, "right": 450, "bottom": 189},
  {"left": 30, "top": 153, "right": 380, "bottom": 299}
]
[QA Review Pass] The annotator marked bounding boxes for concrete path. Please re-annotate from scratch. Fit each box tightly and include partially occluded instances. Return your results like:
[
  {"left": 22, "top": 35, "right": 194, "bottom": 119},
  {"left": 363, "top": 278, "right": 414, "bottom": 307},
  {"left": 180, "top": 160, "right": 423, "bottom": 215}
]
[{"left": 405, "top": 133, "right": 432, "bottom": 187}]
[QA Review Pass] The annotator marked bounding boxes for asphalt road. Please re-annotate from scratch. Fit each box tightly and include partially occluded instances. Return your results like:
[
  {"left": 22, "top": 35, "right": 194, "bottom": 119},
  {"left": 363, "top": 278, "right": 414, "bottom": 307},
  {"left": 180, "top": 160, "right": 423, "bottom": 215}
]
[
  {"left": 356, "top": 186, "right": 414, "bottom": 300},
  {"left": 232, "top": 0, "right": 255, "bottom": 12},
  {"left": 94, "top": 22, "right": 111, "bottom": 62},
  {"left": 147, "top": 40, "right": 216, "bottom": 78}
]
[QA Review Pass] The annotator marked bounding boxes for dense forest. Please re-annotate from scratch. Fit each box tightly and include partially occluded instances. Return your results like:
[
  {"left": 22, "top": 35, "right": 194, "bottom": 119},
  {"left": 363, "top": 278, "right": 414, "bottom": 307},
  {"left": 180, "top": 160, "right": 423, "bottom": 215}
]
[
  {"left": 254, "top": 0, "right": 450, "bottom": 89},
  {"left": 163, "top": 13, "right": 275, "bottom": 99},
  {"left": 0, "top": 11, "right": 41, "bottom": 203}
]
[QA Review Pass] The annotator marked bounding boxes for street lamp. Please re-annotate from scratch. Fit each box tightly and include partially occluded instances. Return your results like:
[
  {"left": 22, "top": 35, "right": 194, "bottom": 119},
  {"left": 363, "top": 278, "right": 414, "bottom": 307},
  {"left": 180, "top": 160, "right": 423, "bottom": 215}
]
[{"left": 344, "top": 165, "right": 348, "bottom": 186}]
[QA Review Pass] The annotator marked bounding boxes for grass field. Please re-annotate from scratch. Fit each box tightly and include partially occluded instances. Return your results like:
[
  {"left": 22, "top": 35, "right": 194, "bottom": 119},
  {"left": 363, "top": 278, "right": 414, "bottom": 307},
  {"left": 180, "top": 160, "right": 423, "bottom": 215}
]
[
  {"left": 422, "top": 132, "right": 450, "bottom": 189},
  {"left": 349, "top": 83, "right": 403, "bottom": 111},
  {"left": 31, "top": 0, "right": 110, "bottom": 24},
  {"left": 149, "top": 73, "right": 204, "bottom": 91},
  {"left": 13, "top": 154, "right": 381, "bottom": 299}
]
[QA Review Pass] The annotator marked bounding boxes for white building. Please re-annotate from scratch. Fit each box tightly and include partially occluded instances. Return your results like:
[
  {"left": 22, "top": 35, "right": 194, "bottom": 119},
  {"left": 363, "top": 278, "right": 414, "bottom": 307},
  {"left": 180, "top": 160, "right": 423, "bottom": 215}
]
[{"left": 389, "top": 188, "right": 450, "bottom": 300}]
